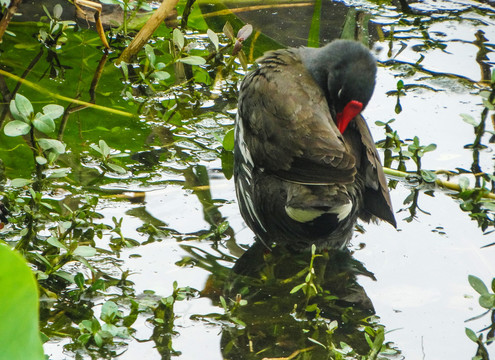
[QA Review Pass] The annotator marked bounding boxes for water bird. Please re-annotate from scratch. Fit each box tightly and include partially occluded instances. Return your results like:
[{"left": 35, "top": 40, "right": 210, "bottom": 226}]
[{"left": 234, "top": 40, "right": 396, "bottom": 254}]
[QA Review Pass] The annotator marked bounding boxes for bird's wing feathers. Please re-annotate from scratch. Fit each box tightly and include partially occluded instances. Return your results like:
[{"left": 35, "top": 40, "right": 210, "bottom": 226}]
[
  {"left": 238, "top": 49, "right": 356, "bottom": 185},
  {"left": 353, "top": 116, "right": 396, "bottom": 227}
]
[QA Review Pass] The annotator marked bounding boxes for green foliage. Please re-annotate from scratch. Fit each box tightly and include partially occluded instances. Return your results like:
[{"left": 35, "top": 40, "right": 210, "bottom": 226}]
[
  {"left": 4, "top": 94, "right": 65, "bottom": 169},
  {"left": 0, "top": 245, "right": 44, "bottom": 360}
]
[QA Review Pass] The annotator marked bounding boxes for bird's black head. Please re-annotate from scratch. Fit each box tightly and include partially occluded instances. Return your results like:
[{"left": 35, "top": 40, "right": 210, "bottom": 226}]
[{"left": 301, "top": 40, "right": 377, "bottom": 133}]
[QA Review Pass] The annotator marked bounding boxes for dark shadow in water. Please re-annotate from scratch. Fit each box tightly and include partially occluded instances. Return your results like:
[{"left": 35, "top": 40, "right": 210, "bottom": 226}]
[{"left": 180, "top": 242, "right": 387, "bottom": 359}]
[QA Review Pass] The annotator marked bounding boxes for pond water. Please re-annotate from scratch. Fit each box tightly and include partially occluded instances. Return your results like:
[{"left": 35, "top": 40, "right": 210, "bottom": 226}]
[{"left": 1, "top": 0, "right": 495, "bottom": 359}]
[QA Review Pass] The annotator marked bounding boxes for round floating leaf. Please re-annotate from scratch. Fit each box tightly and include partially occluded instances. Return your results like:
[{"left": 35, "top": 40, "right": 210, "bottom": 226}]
[
  {"left": 33, "top": 113, "right": 56, "bottom": 134},
  {"left": 42, "top": 104, "right": 64, "bottom": 120},
  {"left": 14, "top": 94, "right": 34, "bottom": 119},
  {"left": 4, "top": 120, "right": 31, "bottom": 136},
  {"left": 37, "top": 138, "right": 66, "bottom": 154},
  {"left": 178, "top": 56, "right": 206, "bottom": 65},
  {"left": 0, "top": 245, "right": 45, "bottom": 360}
]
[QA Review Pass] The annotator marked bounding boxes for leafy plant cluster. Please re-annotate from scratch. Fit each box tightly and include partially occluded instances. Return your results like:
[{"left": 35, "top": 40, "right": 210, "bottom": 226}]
[{"left": 0, "top": 2, "right": 256, "bottom": 358}]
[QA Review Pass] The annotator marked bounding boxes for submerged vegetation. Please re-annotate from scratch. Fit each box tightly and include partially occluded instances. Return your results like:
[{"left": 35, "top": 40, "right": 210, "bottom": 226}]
[{"left": 0, "top": 0, "right": 494, "bottom": 359}]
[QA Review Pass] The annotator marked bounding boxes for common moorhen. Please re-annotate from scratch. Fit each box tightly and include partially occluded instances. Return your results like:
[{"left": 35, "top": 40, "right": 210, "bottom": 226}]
[{"left": 234, "top": 40, "right": 396, "bottom": 252}]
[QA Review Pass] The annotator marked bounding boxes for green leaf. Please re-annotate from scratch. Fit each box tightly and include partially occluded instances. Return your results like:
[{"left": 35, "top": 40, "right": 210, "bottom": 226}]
[
  {"left": 173, "top": 28, "right": 184, "bottom": 50},
  {"left": 423, "top": 143, "right": 437, "bottom": 153},
  {"left": 11, "top": 178, "right": 32, "bottom": 187},
  {"left": 37, "top": 138, "right": 66, "bottom": 154},
  {"left": 42, "top": 104, "right": 64, "bottom": 119},
  {"left": 290, "top": 283, "right": 305, "bottom": 294},
  {"left": 99, "top": 139, "right": 111, "bottom": 157},
  {"left": 465, "top": 327, "right": 479, "bottom": 342},
  {"left": 307, "top": 0, "right": 321, "bottom": 47},
  {"left": 207, "top": 29, "right": 219, "bottom": 51},
  {"left": 47, "top": 236, "right": 68, "bottom": 250},
  {"left": 9, "top": 98, "right": 28, "bottom": 122},
  {"left": 178, "top": 56, "right": 206, "bottom": 65},
  {"left": 458, "top": 176, "right": 470, "bottom": 191},
  {"left": 237, "top": 24, "right": 253, "bottom": 41},
  {"left": 0, "top": 245, "right": 45, "bottom": 360},
  {"left": 47, "top": 168, "right": 70, "bottom": 178},
  {"left": 482, "top": 99, "right": 494, "bottom": 110},
  {"left": 222, "top": 128, "right": 234, "bottom": 151},
  {"left": 101, "top": 301, "right": 119, "bottom": 324},
  {"left": 220, "top": 149, "right": 234, "bottom": 180},
  {"left": 53, "top": 4, "right": 63, "bottom": 18},
  {"left": 73, "top": 246, "right": 97, "bottom": 257},
  {"left": 106, "top": 163, "right": 126, "bottom": 174},
  {"left": 216, "top": 221, "right": 229, "bottom": 234},
  {"left": 33, "top": 113, "right": 56, "bottom": 134},
  {"left": 54, "top": 270, "right": 74, "bottom": 283},
  {"left": 120, "top": 62, "right": 129, "bottom": 81},
  {"left": 14, "top": 94, "right": 34, "bottom": 119},
  {"left": 420, "top": 169, "right": 437, "bottom": 183},
  {"left": 308, "top": 337, "right": 326, "bottom": 349},
  {"left": 78, "top": 333, "right": 91, "bottom": 345},
  {"left": 4, "top": 120, "right": 31, "bottom": 136},
  {"left": 223, "top": 21, "right": 235, "bottom": 40},
  {"left": 460, "top": 113, "right": 479, "bottom": 127},
  {"left": 479, "top": 294, "right": 495, "bottom": 309},
  {"left": 94, "top": 332, "right": 103, "bottom": 347},
  {"left": 145, "top": 44, "right": 155, "bottom": 65},
  {"left": 153, "top": 71, "right": 170, "bottom": 80},
  {"left": 35, "top": 156, "right": 47, "bottom": 165},
  {"left": 468, "top": 275, "right": 489, "bottom": 295},
  {"left": 74, "top": 273, "right": 85, "bottom": 289}
]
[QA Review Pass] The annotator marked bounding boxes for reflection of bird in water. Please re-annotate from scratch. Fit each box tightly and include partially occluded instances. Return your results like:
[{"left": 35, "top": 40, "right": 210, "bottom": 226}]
[
  {"left": 0, "top": 201, "right": 9, "bottom": 227},
  {"left": 234, "top": 40, "right": 396, "bottom": 266}
]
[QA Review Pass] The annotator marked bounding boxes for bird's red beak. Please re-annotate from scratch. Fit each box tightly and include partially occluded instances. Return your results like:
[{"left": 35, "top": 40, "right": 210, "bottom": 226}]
[{"left": 336, "top": 100, "right": 363, "bottom": 134}]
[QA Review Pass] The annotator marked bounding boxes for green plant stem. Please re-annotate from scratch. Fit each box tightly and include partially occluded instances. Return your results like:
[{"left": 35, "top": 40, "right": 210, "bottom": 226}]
[
  {"left": 383, "top": 167, "right": 495, "bottom": 200},
  {"left": 0, "top": 69, "right": 134, "bottom": 118}
]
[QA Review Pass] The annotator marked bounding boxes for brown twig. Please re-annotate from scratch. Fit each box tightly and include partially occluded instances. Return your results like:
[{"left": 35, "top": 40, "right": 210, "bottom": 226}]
[
  {"left": 0, "top": 0, "right": 22, "bottom": 43},
  {"left": 117, "top": 0, "right": 180, "bottom": 64}
]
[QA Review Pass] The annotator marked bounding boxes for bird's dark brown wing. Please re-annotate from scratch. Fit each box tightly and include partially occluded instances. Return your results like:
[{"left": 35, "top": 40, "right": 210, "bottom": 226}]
[
  {"left": 353, "top": 116, "right": 396, "bottom": 227},
  {"left": 237, "top": 49, "right": 356, "bottom": 185}
]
